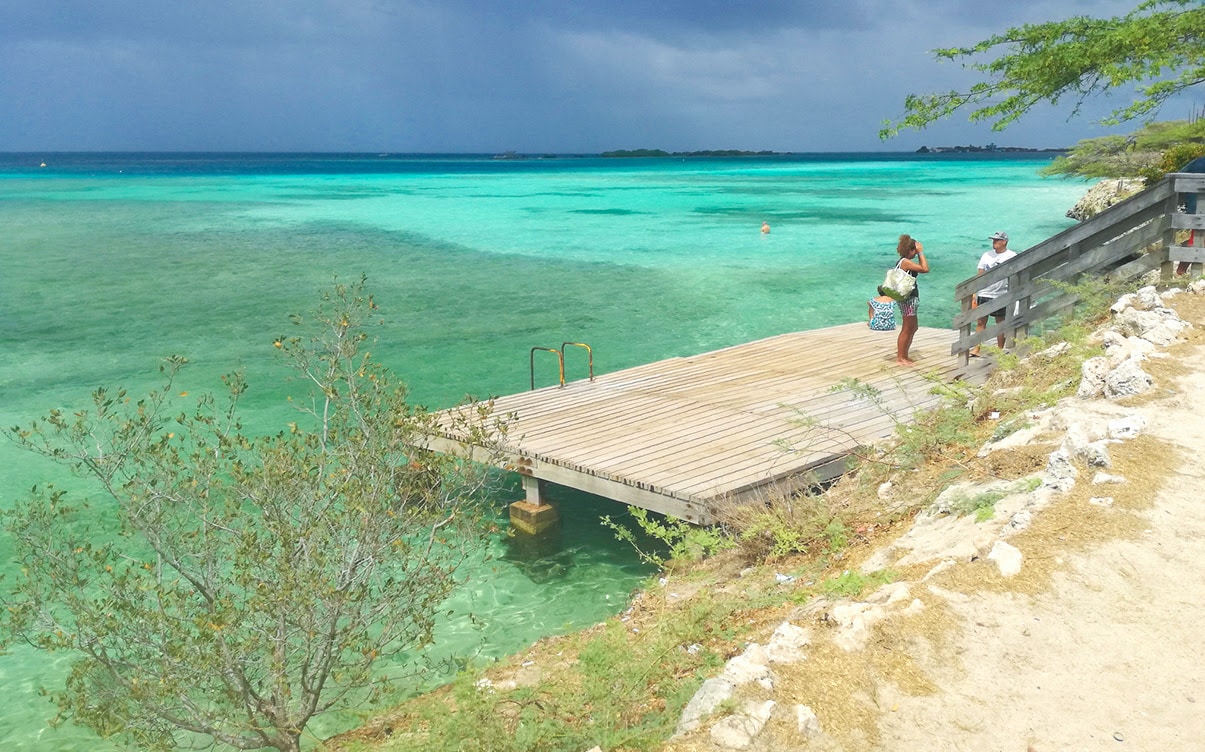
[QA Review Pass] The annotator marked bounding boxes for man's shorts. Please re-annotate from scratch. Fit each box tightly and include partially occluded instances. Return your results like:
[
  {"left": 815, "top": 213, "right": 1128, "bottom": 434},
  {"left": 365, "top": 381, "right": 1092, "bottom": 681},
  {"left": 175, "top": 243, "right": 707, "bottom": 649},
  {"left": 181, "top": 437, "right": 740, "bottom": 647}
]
[{"left": 975, "top": 296, "right": 1006, "bottom": 317}]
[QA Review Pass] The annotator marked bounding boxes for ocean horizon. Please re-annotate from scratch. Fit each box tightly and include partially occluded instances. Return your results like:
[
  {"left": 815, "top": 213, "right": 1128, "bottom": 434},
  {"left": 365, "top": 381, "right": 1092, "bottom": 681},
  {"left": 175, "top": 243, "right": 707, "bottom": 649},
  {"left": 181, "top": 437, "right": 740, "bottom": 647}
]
[{"left": 0, "top": 151, "right": 1090, "bottom": 750}]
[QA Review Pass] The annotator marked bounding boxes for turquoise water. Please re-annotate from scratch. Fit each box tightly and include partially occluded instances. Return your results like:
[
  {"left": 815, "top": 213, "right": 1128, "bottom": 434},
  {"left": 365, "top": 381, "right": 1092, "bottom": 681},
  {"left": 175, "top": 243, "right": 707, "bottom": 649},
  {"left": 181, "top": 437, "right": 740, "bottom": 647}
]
[{"left": 0, "top": 152, "right": 1086, "bottom": 749}]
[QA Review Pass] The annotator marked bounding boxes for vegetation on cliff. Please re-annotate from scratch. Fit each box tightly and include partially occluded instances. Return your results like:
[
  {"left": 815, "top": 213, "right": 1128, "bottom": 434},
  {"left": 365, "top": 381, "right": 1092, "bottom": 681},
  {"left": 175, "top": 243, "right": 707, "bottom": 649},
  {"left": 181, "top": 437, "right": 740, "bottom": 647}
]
[{"left": 1039, "top": 118, "right": 1205, "bottom": 181}]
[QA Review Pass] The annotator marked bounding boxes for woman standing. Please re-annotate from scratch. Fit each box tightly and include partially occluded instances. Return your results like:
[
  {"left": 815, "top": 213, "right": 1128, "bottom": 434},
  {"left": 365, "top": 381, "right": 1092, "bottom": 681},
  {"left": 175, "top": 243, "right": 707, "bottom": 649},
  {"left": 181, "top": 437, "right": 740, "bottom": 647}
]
[{"left": 894, "top": 234, "right": 929, "bottom": 366}]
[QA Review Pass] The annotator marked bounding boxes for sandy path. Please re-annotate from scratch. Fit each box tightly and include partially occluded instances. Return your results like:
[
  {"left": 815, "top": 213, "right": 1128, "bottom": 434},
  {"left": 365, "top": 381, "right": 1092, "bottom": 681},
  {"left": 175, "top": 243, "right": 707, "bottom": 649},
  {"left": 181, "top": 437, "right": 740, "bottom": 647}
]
[{"left": 875, "top": 353, "right": 1205, "bottom": 751}]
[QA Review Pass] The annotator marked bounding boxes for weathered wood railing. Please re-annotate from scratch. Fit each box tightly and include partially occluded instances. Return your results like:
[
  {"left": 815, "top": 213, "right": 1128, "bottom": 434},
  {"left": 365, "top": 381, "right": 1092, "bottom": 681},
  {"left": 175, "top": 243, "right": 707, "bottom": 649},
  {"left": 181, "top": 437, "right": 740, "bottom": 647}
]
[{"left": 952, "top": 172, "right": 1205, "bottom": 360}]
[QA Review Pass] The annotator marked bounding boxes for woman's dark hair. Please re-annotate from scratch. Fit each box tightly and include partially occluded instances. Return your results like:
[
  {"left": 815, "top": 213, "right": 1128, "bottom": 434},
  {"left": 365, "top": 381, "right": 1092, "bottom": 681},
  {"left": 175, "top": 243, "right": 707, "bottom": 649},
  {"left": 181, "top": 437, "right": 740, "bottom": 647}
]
[{"left": 897, "top": 234, "right": 916, "bottom": 256}]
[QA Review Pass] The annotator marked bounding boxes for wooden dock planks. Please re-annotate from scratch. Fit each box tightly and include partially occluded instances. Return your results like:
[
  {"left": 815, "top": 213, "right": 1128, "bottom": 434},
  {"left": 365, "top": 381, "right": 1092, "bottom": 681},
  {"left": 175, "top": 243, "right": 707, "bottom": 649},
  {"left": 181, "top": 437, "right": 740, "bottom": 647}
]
[{"left": 431, "top": 323, "right": 988, "bottom": 522}]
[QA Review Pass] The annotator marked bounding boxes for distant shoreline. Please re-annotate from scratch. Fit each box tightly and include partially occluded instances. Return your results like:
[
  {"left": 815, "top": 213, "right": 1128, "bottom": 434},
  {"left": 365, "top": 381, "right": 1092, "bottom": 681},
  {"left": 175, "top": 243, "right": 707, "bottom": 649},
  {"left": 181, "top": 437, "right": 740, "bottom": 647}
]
[
  {"left": 601, "top": 146, "right": 1067, "bottom": 158},
  {"left": 915, "top": 144, "right": 1067, "bottom": 154},
  {"left": 1, "top": 149, "right": 1068, "bottom": 160},
  {"left": 2, "top": 151, "right": 1073, "bottom": 177},
  {"left": 599, "top": 149, "right": 787, "bottom": 158}
]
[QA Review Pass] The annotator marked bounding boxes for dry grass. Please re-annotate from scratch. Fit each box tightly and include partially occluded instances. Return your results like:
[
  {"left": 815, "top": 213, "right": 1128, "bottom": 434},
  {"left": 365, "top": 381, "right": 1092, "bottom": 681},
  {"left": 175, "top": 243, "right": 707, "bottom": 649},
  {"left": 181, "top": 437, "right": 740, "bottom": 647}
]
[
  {"left": 713, "top": 427, "right": 1180, "bottom": 752},
  {"left": 1170, "top": 285, "right": 1205, "bottom": 326},
  {"left": 929, "top": 433, "right": 1179, "bottom": 599}
]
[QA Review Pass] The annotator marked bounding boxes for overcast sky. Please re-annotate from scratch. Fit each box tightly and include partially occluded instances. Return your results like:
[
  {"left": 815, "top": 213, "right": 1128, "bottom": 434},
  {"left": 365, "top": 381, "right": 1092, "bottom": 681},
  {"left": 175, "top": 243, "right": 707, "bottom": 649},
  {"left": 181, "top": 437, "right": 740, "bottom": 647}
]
[{"left": 0, "top": 0, "right": 1179, "bottom": 153}]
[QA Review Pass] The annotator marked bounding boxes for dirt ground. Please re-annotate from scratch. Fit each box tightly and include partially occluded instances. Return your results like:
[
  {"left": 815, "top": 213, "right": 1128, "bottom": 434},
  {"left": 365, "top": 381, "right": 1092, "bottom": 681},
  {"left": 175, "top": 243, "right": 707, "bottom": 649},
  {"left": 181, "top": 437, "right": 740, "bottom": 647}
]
[{"left": 871, "top": 314, "right": 1205, "bottom": 751}]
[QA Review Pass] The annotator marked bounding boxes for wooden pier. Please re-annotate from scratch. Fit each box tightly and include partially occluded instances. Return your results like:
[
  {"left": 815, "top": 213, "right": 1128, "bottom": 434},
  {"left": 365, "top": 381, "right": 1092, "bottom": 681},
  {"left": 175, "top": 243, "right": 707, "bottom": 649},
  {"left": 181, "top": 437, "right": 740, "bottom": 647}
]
[{"left": 428, "top": 324, "right": 988, "bottom": 525}]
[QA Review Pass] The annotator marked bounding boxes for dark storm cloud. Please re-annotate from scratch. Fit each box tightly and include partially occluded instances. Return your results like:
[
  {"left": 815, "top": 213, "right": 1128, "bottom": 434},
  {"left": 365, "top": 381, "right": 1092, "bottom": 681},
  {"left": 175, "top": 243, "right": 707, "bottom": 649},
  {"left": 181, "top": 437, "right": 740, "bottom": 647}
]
[
  {"left": 0, "top": 0, "right": 1161, "bottom": 152},
  {"left": 2, "top": 0, "right": 1128, "bottom": 43},
  {"left": 437, "top": 0, "right": 875, "bottom": 35}
]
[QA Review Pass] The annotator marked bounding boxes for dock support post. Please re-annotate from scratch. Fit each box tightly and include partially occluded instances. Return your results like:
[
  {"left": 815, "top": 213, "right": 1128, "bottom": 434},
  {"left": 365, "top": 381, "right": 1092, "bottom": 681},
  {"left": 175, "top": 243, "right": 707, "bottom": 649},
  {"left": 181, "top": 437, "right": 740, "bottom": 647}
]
[{"left": 509, "top": 477, "right": 559, "bottom": 536}]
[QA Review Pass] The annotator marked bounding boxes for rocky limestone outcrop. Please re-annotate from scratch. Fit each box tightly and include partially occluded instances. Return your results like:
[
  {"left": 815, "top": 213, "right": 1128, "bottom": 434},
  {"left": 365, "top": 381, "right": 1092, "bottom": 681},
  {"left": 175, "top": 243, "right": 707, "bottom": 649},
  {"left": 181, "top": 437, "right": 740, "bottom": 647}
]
[
  {"left": 1066, "top": 178, "right": 1145, "bottom": 221},
  {"left": 864, "top": 287, "right": 1193, "bottom": 579},
  {"left": 1076, "top": 285, "right": 1191, "bottom": 399},
  {"left": 674, "top": 621, "right": 815, "bottom": 749}
]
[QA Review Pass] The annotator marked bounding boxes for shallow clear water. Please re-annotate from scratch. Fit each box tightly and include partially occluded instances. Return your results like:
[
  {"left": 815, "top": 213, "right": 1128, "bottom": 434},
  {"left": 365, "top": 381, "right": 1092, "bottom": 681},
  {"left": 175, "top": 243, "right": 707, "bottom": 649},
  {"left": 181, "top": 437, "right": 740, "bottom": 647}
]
[{"left": 0, "top": 152, "right": 1087, "bottom": 749}]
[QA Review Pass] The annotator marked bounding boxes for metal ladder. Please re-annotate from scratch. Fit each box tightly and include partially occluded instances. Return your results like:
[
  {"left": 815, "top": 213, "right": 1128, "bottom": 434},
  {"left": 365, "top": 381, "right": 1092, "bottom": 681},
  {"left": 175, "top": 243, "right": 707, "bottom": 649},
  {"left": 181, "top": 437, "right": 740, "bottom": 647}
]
[{"left": 529, "top": 342, "right": 593, "bottom": 390}]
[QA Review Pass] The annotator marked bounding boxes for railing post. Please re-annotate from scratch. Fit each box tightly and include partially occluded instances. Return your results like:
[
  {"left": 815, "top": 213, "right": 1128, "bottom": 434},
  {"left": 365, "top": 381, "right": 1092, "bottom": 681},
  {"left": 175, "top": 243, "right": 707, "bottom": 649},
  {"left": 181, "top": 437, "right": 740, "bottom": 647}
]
[
  {"left": 1010, "top": 267, "right": 1030, "bottom": 345},
  {"left": 1183, "top": 217, "right": 1205, "bottom": 278},
  {"left": 1165, "top": 189, "right": 1182, "bottom": 280},
  {"left": 956, "top": 291, "right": 973, "bottom": 364}
]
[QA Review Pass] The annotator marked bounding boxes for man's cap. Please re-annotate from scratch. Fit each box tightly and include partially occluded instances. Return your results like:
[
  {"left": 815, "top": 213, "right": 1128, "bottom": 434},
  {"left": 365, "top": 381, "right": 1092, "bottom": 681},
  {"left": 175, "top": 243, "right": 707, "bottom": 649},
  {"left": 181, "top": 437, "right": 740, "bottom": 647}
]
[{"left": 989, "top": 231, "right": 1009, "bottom": 242}]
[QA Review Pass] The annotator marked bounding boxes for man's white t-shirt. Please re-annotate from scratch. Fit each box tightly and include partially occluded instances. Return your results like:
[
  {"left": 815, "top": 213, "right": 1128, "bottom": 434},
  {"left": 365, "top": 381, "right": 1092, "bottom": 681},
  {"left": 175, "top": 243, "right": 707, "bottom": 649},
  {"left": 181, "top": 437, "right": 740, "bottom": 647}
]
[{"left": 977, "top": 248, "right": 1017, "bottom": 299}]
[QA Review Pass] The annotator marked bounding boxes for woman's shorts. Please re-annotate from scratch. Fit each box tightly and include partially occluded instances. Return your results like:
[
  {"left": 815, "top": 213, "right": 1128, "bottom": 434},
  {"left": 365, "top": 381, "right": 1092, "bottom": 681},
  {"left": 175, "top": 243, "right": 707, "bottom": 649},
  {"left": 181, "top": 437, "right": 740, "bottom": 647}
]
[{"left": 898, "top": 297, "right": 918, "bottom": 318}]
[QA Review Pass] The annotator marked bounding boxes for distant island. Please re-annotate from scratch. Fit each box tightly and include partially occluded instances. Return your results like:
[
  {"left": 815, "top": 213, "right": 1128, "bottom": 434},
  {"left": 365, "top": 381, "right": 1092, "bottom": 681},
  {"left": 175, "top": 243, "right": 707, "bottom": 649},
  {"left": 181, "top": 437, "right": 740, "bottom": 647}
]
[
  {"left": 490, "top": 147, "right": 1068, "bottom": 159},
  {"left": 600, "top": 149, "right": 788, "bottom": 158},
  {"left": 915, "top": 144, "right": 1066, "bottom": 154}
]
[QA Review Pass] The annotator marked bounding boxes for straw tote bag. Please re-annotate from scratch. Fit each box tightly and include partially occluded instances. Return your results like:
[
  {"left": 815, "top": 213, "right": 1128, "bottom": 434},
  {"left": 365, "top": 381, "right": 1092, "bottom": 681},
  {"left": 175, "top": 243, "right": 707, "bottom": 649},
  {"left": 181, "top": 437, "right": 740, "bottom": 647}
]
[{"left": 881, "top": 262, "right": 915, "bottom": 301}]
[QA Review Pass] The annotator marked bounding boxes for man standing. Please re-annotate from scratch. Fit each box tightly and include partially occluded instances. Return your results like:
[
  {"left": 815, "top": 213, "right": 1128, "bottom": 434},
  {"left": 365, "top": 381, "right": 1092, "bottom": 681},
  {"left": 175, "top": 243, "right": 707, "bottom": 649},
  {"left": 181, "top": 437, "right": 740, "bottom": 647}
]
[{"left": 972, "top": 231, "right": 1017, "bottom": 354}]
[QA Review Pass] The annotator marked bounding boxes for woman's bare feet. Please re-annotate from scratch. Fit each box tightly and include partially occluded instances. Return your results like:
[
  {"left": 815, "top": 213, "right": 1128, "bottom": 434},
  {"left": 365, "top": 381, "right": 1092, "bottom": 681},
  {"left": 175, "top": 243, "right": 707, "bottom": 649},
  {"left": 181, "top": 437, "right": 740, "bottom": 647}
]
[{"left": 897, "top": 357, "right": 916, "bottom": 366}]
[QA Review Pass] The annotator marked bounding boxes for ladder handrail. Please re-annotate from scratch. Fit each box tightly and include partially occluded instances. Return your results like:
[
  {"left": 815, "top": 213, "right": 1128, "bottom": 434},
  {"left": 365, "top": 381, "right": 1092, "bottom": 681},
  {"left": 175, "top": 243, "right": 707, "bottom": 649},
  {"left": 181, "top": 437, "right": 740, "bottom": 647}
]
[
  {"left": 561, "top": 341, "right": 594, "bottom": 382},
  {"left": 530, "top": 347, "right": 565, "bottom": 390}
]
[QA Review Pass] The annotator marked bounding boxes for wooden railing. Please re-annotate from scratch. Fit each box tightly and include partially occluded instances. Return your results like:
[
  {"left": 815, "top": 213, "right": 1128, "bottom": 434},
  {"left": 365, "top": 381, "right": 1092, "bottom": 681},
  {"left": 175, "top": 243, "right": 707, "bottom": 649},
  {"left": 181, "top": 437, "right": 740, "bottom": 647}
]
[{"left": 951, "top": 172, "right": 1205, "bottom": 360}]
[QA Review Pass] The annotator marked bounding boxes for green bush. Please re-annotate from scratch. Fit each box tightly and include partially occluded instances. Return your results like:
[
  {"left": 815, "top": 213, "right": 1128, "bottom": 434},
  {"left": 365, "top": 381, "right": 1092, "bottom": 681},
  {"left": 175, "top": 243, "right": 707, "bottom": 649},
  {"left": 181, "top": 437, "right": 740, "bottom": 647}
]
[
  {"left": 601, "top": 506, "right": 730, "bottom": 567},
  {"left": 1140, "top": 141, "right": 1205, "bottom": 184},
  {"left": 819, "top": 569, "right": 897, "bottom": 599}
]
